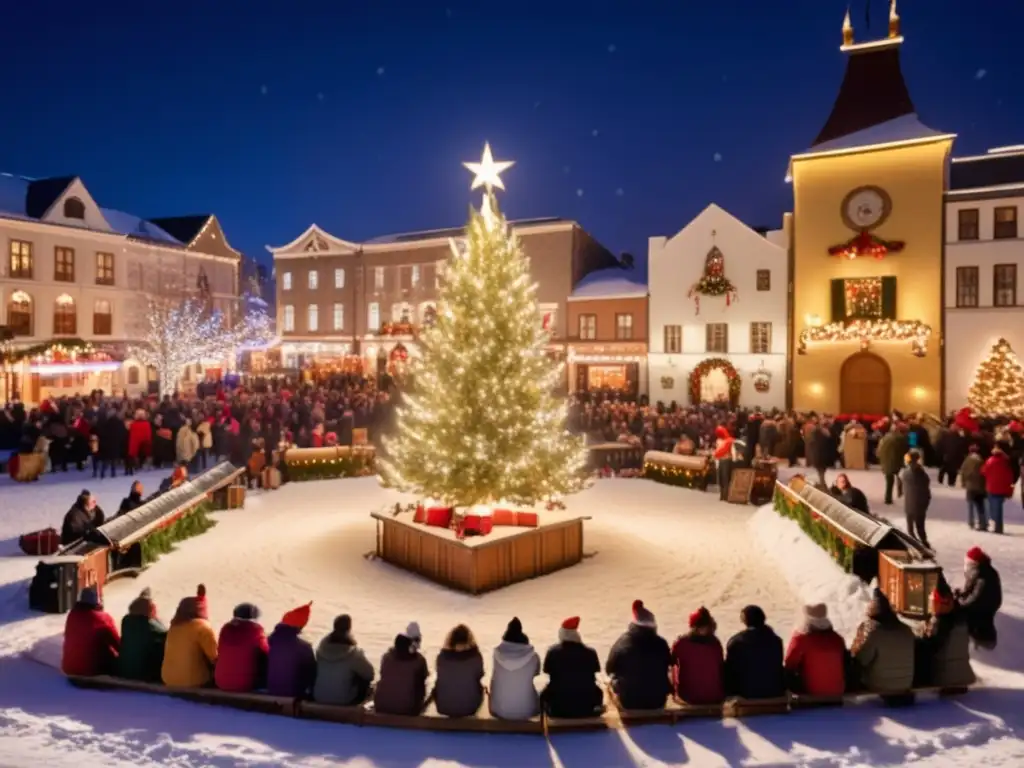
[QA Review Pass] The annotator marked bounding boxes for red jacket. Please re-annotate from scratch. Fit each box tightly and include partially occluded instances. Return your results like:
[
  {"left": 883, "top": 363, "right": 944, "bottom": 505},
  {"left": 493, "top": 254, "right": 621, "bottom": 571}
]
[
  {"left": 73, "top": 417, "right": 92, "bottom": 438},
  {"left": 982, "top": 453, "right": 1015, "bottom": 497},
  {"left": 62, "top": 605, "right": 120, "bottom": 677},
  {"left": 215, "top": 619, "right": 270, "bottom": 692},
  {"left": 128, "top": 419, "right": 153, "bottom": 459},
  {"left": 670, "top": 633, "right": 724, "bottom": 704},
  {"left": 784, "top": 628, "right": 846, "bottom": 697}
]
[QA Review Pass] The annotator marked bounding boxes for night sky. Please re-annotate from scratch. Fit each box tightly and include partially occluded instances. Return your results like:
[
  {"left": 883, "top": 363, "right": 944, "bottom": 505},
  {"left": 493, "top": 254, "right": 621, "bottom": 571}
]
[{"left": 1, "top": 1, "right": 1018, "bottom": 265}]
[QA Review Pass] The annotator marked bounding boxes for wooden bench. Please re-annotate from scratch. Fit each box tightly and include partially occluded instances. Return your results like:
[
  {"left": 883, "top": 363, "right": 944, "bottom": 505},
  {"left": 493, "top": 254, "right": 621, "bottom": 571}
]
[
  {"left": 542, "top": 687, "right": 615, "bottom": 733},
  {"left": 66, "top": 675, "right": 297, "bottom": 716},
  {"left": 724, "top": 696, "right": 790, "bottom": 717},
  {"left": 607, "top": 686, "right": 681, "bottom": 725}
]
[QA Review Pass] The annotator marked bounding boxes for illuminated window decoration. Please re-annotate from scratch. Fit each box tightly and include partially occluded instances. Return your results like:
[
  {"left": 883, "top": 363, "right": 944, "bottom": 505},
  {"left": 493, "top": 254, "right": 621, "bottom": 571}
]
[
  {"left": 688, "top": 357, "right": 741, "bottom": 407},
  {"left": 751, "top": 361, "right": 772, "bottom": 394},
  {"left": 967, "top": 338, "right": 1024, "bottom": 417},
  {"left": 55, "top": 293, "right": 75, "bottom": 306},
  {"left": 798, "top": 319, "right": 931, "bottom": 356},
  {"left": 10, "top": 289, "right": 31, "bottom": 304},
  {"left": 687, "top": 238, "right": 737, "bottom": 315},
  {"left": 844, "top": 277, "right": 882, "bottom": 318},
  {"left": 828, "top": 230, "right": 905, "bottom": 260}
]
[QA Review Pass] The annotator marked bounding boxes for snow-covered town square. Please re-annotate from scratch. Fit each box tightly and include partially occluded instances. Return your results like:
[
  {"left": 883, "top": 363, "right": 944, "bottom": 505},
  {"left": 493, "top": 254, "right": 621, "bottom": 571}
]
[{"left": 3, "top": 1, "right": 1024, "bottom": 767}]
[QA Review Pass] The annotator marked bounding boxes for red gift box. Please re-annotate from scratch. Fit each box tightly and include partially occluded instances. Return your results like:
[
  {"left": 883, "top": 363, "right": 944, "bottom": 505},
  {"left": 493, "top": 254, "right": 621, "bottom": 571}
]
[
  {"left": 516, "top": 512, "right": 539, "bottom": 528},
  {"left": 462, "top": 514, "right": 493, "bottom": 536},
  {"left": 492, "top": 509, "right": 516, "bottom": 526},
  {"left": 425, "top": 507, "right": 453, "bottom": 528}
]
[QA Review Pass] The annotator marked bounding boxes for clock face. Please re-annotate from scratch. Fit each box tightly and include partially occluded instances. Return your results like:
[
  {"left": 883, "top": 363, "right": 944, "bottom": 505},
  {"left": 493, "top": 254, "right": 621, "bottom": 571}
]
[{"left": 841, "top": 186, "right": 891, "bottom": 232}]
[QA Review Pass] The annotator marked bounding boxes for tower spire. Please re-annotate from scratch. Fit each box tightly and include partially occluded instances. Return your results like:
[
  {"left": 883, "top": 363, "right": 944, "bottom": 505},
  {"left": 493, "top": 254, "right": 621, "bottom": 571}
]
[
  {"left": 888, "top": 0, "right": 900, "bottom": 39},
  {"left": 842, "top": 7, "right": 854, "bottom": 47}
]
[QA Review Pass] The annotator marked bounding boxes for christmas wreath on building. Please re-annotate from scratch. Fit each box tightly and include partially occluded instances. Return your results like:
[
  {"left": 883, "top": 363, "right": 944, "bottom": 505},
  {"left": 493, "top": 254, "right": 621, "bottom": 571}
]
[
  {"left": 689, "top": 357, "right": 741, "bottom": 407},
  {"left": 687, "top": 245, "right": 737, "bottom": 315}
]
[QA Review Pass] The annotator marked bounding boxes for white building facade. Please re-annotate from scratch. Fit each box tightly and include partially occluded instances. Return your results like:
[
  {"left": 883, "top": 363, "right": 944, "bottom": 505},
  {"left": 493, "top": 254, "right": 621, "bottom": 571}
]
[
  {"left": 943, "top": 146, "right": 1024, "bottom": 410},
  {"left": 647, "top": 203, "right": 789, "bottom": 410},
  {"left": 0, "top": 173, "right": 241, "bottom": 403}
]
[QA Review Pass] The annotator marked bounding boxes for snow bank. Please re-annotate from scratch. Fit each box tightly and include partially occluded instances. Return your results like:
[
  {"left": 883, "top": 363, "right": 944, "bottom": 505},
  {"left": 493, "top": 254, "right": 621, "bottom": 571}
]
[{"left": 748, "top": 501, "right": 872, "bottom": 640}]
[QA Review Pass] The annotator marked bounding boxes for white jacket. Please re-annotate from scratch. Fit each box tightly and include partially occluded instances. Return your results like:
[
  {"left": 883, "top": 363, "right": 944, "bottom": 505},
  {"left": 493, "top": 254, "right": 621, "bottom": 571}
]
[{"left": 488, "top": 641, "right": 540, "bottom": 720}]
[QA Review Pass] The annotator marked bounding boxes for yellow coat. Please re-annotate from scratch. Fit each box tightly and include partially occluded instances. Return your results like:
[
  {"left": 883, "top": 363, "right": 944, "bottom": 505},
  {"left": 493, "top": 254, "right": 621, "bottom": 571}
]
[{"left": 162, "top": 619, "right": 218, "bottom": 687}]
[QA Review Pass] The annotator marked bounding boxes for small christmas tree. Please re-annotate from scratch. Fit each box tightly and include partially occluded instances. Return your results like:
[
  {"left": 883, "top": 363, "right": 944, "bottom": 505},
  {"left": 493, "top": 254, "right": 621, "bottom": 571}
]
[
  {"left": 378, "top": 145, "right": 588, "bottom": 507},
  {"left": 967, "top": 338, "right": 1024, "bottom": 417}
]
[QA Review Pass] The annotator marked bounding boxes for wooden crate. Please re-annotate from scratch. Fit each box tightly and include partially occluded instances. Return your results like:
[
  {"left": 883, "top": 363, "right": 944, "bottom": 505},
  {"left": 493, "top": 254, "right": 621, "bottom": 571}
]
[
  {"left": 878, "top": 550, "right": 943, "bottom": 618},
  {"left": 227, "top": 485, "right": 246, "bottom": 509}
]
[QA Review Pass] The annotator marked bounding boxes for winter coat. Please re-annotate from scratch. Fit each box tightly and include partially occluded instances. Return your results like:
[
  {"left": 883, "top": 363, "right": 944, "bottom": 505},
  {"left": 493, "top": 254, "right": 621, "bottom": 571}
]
[
  {"left": 374, "top": 646, "right": 429, "bottom": 715},
  {"left": 900, "top": 464, "right": 931, "bottom": 520},
  {"left": 196, "top": 421, "right": 213, "bottom": 450},
  {"left": 758, "top": 420, "right": 779, "bottom": 457},
  {"left": 605, "top": 625, "right": 672, "bottom": 710},
  {"left": 97, "top": 416, "right": 128, "bottom": 461},
  {"left": 982, "top": 452, "right": 1015, "bottom": 497},
  {"left": 127, "top": 419, "right": 152, "bottom": 459},
  {"left": 542, "top": 641, "right": 602, "bottom": 718},
  {"left": 937, "top": 429, "right": 969, "bottom": 471},
  {"left": 313, "top": 635, "right": 375, "bottom": 706},
  {"left": 434, "top": 646, "right": 485, "bottom": 717},
  {"left": 877, "top": 432, "right": 909, "bottom": 475},
  {"left": 176, "top": 427, "right": 200, "bottom": 464},
  {"left": 831, "top": 485, "right": 870, "bottom": 515},
  {"left": 784, "top": 627, "right": 846, "bottom": 697},
  {"left": 915, "top": 612, "right": 975, "bottom": 688},
  {"left": 266, "top": 624, "right": 317, "bottom": 698},
  {"left": 489, "top": 641, "right": 541, "bottom": 719},
  {"left": 118, "top": 614, "right": 167, "bottom": 682},
  {"left": 162, "top": 619, "right": 218, "bottom": 687},
  {"left": 724, "top": 626, "right": 785, "bottom": 699},
  {"left": 959, "top": 561, "right": 1002, "bottom": 648},
  {"left": 62, "top": 603, "right": 120, "bottom": 677},
  {"left": 850, "top": 605, "right": 915, "bottom": 693},
  {"left": 118, "top": 490, "right": 144, "bottom": 516},
  {"left": 805, "top": 430, "right": 830, "bottom": 471},
  {"left": 960, "top": 454, "right": 986, "bottom": 494},
  {"left": 670, "top": 633, "right": 725, "bottom": 705},
  {"left": 61, "top": 502, "right": 105, "bottom": 546},
  {"left": 215, "top": 619, "right": 270, "bottom": 693},
  {"left": 153, "top": 426, "right": 175, "bottom": 465}
]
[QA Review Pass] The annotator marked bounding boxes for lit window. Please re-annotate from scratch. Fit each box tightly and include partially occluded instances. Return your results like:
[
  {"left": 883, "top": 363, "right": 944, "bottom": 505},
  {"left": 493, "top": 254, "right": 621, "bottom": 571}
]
[
  {"left": 9, "top": 240, "right": 33, "bottom": 279},
  {"left": 93, "top": 300, "right": 112, "bottom": 335},
  {"left": 307, "top": 304, "right": 319, "bottom": 331},
  {"left": 54, "top": 247, "right": 75, "bottom": 282},
  {"left": 335, "top": 268, "right": 345, "bottom": 288},
  {"left": 578, "top": 314, "right": 596, "bottom": 340},
  {"left": 368, "top": 302, "right": 380, "bottom": 330},
  {"left": 375, "top": 267, "right": 385, "bottom": 290},
  {"left": 282, "top": 272, "right": 292, "bottom": 291},
  {"left": 411, "top": 265, "right": 420, "bottom": 286},
  {"left": 664, "top": 325, "right": 681, "bottom": 353},
  {"left": 53, "top": 295, "right": 77, "bottom": 335},
  {"left": 283, "top": 305, "right": 295, "bottom": 331},
  {"left": 615, "top": 314, "right": 633, "bottom": 340},
  {"left": 994, "top": 207, "right": 1018, "bottom": 240},
  {"left": 308, "top": 270, "right": 318, "bottom": 290},
  {"left": 994, "top": 264, "right": 1017, "bottom": 307},
  {"left": 95, "top": 252, "right": 115, "bottom": 285},
  {"left": 333, "top": 303, "right": 344, "bottom": 330},
  {"left": 844, "top": 278, "right": 882, "bottom": 318}
]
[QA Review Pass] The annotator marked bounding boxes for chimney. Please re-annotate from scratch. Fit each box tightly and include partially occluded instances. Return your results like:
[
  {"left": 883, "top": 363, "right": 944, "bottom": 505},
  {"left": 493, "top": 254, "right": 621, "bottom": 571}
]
[
  {"left": 888, "top": 0, "right": 900, "bottom": 38},
  {"left": 842, "top": 7, "right": 854, "bottom": 46}
]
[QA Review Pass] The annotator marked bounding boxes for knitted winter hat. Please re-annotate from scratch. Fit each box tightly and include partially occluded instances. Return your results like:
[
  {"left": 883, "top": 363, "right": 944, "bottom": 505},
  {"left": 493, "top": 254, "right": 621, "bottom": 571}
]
[
  {"left": 403, "top": 621, "right": 421, "bottom": 642},
  {"left": 689, "top": 607, "right": 714, "bottom": 630},
  {"left": 741, "top": 605, "right": 766, "bottom": 629},
  {"left": 966, "top": 546, "right": 987, "bottom": 566},
  {"left": 503, "top": 617, "right": 529, "bottom": 645},
  {"left": 79, "top": 585, "right": 100, "bottom": 608},
  {"left": 281, "top": 602, "right": 312, "bottom": 629},
  {"left": 559, "top": 616, "right": 582, "bottom": 644},
  {"left": 129, "top": 587, "right": 156, "bottom": 618},
  {"left": 631, "top": 599, "right": 656, "bottom": 629},
  {"left": 804, "top": 603, "right": 830, "bottom": 631},
  {"left": 233, "top": 602, "right": 261, "bottom": 621}
]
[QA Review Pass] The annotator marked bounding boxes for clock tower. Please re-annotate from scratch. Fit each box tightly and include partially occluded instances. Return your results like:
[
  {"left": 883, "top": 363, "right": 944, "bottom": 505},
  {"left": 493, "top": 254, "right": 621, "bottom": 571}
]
[{"left": 788, "top": 2, "right": 955, "bottom": 417}]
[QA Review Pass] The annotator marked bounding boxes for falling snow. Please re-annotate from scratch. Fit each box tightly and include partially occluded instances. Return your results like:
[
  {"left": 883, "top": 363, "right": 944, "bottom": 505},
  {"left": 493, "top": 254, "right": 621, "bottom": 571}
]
[
  {"left": 615, "top": 188, "right": 625, "bottom": 197},
  {"left": 607, "top": 44, "right": 617, "bottom": 53},
  {"left": 316, "top": 92, "right": 324, "bottom": 102},
  {"left": 533, "top": 101, "right": 542, "bottom": 109},
  {"left": 975, "top": 68, "right": 988, "bottom": 80},
  {"left": 576, "top": 188, "right": 584, "bottom": 197},
  {"left": 259, "top": 84, "right": 268, "bottom": 95},
  {"left": 563, "top": 165, "right": 570, "bottom": 174},
  {"left": 713, "top": 152, "right": 723, "bottom": 162},
  {"left": 377, "top": 66, "right": 385, "bottom": 76},
  {"left": 592, "top": 129, "right": 599, "bottom": 137}
]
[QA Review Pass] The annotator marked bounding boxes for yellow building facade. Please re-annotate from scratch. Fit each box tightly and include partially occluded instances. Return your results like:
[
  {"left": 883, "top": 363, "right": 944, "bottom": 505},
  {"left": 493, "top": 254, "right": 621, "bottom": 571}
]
[{"left": 789, "top": 8, "right": 954, "bottom": 416}]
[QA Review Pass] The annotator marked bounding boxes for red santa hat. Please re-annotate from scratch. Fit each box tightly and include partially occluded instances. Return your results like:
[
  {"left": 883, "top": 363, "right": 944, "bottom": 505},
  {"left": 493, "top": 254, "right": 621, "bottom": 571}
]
[
  {"left": 282, "top": 601, "right": 312, "bottom": 630},
  {"left": 965, "top": 546, "right": 988, "bottom": 568},
  {"left": 558, "top": 616, "right": 582, "bottom": 643},
  {"left": 631, "top": 600, "right": 656, "bottom": 629},
  {"left": 689, "top": 606, "right": 714, "bottom": 630}
]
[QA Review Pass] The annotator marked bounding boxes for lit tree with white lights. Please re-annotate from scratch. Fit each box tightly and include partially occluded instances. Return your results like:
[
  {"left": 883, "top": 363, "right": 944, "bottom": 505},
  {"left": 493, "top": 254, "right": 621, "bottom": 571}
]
[
  {"left": 378, "top": 144, "right": 588, "bottom": 507},
  {"left": 968, "top": 338, "right": 1024, "bottom": 417}
]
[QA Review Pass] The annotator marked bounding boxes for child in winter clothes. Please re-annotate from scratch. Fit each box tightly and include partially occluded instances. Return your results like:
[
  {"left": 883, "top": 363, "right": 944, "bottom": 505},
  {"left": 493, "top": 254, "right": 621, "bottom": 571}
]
[
  {"left": 784, "top": 604, "right": 847, "bottom": 697},
  {"left": 671, "top": 607, "right": 725, "bottom": 704},
  {"left": 162, "top": 585, "right": 218, "bottom": 687},
  {"left": 374, "top": 623, "right": 429, "bottom": 715},
  {"left": 216, "top": 603, "right": 270, "bottom": 692},
  {"left": 605, "top": 600, "right": 672, "bottom": 710},
  {"left": 313, "top": 614, "right": 375, "bottom": 706},
  {"left": 118, "top": 588, "right": 167, "bottom": 683},
  {"left": 489, "top": 618, "right": 541, "bottom": 720},
  {"left": 434, "top": 624, "right": 484, "bottom": 717},
  {"left": 266, "top": 602, "right": 317, "bottom": 697},
  {"left": 542, "top": 617, "right": 602, "bottom": 718},
  {"left": 62, "top": 586, "right": 120, "bottom": 677}
]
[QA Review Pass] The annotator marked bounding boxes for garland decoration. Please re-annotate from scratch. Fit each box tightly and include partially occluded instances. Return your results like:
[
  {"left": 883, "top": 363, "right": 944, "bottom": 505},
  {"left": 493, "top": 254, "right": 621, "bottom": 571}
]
[
  {"left": 828, "top": 231, "right": 905, "bottom": 260},
  {"left": 772, "top": 487, "right": 854, "bottom": 573},
  {"left": 688, "top": 357, "right": 741, "bottom": 407},
  {"left": 140, "top": 502, "right": 216, "bottom": 565},
  {"left": 798, "top": 319, "right": 931, "bottom": 356},
  {"left": 687, "top": 245, "right": 737, "bottom": 315}
]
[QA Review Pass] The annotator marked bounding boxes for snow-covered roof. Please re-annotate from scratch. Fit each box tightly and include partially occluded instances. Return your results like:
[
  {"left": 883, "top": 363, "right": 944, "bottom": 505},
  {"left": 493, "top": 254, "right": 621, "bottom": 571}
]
[
  {"left": 0, "top": 172, "right": 32, "bottom": 216},
  {"left": 570, "top": 255, "right": 648, "bottom": 300},
  {"left": 795, "top": 114, "right": 953, "bottom": 159},
  {"left": 101, "top": 208, "right": 182, "bottom": 244}
]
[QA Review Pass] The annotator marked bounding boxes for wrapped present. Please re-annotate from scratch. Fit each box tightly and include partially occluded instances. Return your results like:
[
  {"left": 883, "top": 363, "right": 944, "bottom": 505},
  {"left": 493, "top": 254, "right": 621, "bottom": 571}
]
[
  {"left": 462, "top": 514, "right": 493, "bottom": 536},
  {"left": 492, "top": 509, "right": 516, "bottom": 526},
  {"left": 515, "top": 512, "right": 538, "bottom": 528},
  {"left": 425, "top": 507, "right": 453, "bottom": 528}
]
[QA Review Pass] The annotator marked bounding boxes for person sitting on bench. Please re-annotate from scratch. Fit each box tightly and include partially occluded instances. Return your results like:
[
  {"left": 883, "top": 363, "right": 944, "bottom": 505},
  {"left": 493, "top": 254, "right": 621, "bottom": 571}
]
[
  {"left": 850, "top": 588, "right": 914, "bottom": 698},
  {"left": 162, "top": 584, "right": 218, "bottom": 688},
  {"left": 314, "top": 614, "right": 375, "bottom": 706},
  {"left": 118, "top": 481, "right": 145, "bottom": 517},
  {"left": 606, "top": 600, "right": 672, "bottom": 710},
  {"left": 914, "top": 581, "right": 975, "bottom": 689},
  {"left": 374, "top": 623, "right": 429, "bottom": 715},
  {"left": 724, "top": 606, "right": 785, "bottom": 700},
  {"left": 267, "top": 602, "right": 317, "bottom": 698},
  {"left": 216, "top": 603, "right": 270, "bottom": 693},
  {"left": 670, "top": 607, "right": 724, "bottom": 705},
  {"left": 542, "top": 616, "right": 602, "bottom": 718},
  {"left": 489, "top": 618, "right": 541, "bottom": 720},
  {"left": 434, "top": 624, "right": 485, "bottom": 718},
  {"left": 784, "top": 604, "right": 846, "bottom": 697},
  {"left": 61, "top": 490, "right": 106, "bottom": 546},
  {"left": 62, "top": 585, "right": 120, "bottom": 677},
  {"left": 118, "top": 588, "right": 166, "bottom": 683}
]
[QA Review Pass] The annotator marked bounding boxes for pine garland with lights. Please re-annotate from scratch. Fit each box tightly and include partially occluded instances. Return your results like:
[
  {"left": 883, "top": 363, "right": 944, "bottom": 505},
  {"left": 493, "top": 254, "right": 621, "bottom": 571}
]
[
  {"left": 689, "top": 358, "right": 741, "bottom": 406},
  {"left": 967, "top": 338, "right": 1024, "bottom": 417},
  {"left": 379, "top": 153, "right": 587, "bottom": 507}
]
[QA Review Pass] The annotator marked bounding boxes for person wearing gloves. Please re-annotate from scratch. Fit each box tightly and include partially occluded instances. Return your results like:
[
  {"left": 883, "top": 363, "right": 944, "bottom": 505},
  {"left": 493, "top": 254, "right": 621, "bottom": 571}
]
[
  {"left": 605, "top": 600, "right": 672, "bottom": 710},
  {"left": 162, "top": 585, "right": 218, "bottom": 687},
  {"left": 489, "top": 617, "right": 541, "bottom": 720},
  {"left": 374, "top": 622, "right": 429, "bottom": 715},
  {"left": 266, "top": 602, "right": 317, "bottom": 697},
  {"left": 215, "top": 603, "right": 270, "bottom": 693},
  {"left": 117, "top": 588, "right": 167, "bottom": 682},
  {"left": 542, "top": 616, "right": 602, "bottom": 718},
  {"left": 313, "top": 614, "right": 376, "bottom": 706}
]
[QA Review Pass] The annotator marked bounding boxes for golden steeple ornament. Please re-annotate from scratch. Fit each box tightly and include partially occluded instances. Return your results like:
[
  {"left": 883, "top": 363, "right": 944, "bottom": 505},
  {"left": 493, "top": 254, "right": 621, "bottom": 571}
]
[
  {"left": 888, "top": 0, "right": 900, "bottom": 39},
  {"left": 842, "top": 7, "right": 854, "bottom": 47}
]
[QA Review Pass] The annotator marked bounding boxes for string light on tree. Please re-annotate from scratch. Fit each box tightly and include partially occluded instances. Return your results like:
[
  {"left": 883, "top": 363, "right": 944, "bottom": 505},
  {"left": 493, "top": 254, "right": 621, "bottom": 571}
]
[
  {"left": 967, "top": 338, "right": 1024, "bottom": 417},
  {"left": 378, "top": 144, "right": 588, "bottom": 507}
]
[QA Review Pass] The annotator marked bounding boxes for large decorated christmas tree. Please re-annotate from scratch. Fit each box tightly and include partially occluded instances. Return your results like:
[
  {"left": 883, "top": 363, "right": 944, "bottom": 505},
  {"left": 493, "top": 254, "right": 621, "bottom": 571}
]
[
  {"left": 378, "top": 145, "right": 588, "bottom": 507},
  {"left": 967, "top": 338, "right": 1024, "bottom": 417}
]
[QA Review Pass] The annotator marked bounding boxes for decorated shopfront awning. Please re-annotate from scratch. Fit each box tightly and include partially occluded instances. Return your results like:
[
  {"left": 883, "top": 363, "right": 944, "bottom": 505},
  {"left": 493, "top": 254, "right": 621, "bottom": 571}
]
[
  {"left": 2, "top": 338, "right": 124, "bottom": 373},
  {"left": 798, "top": 319, "right": 931, "bottom": 356}
]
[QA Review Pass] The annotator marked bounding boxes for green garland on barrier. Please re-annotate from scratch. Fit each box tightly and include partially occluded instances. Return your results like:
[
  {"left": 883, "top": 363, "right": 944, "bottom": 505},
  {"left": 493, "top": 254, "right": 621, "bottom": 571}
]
[
  {"left": 141, "top": 502, "right": 217, "bottom": 565},
  {"left": 286, "top": 456, "right": 375, "bottom": 482},
  {"left": 772, "top": 487, "right": 853, "bottom": 573},
  {"left": 643, "top": 461, "right": 711, "bottom": 490}
]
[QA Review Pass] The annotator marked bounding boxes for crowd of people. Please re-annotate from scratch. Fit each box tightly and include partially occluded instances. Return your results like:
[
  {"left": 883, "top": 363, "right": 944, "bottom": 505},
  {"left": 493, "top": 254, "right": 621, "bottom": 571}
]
[{"left": 61, "top": 545, "right": 999, "bottom": 719}]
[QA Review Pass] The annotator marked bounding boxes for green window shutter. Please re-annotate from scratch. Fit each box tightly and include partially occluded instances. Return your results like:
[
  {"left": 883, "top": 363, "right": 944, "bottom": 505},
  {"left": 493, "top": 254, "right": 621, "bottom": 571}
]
[
  {"left": 830, "top": 279, "right": 846, "bottom": 323},
  {"left": 881, "top": 276, "right": 897, "bottom": 319}
]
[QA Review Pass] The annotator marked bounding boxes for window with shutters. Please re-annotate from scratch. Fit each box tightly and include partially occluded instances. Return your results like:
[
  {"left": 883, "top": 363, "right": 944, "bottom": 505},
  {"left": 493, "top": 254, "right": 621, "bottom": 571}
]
[
  {"left": 705, "top": 323, "right": 728, "bottom": 353},
  {"left": 663, "top": 325, "right": 682, "bottom": 353},
  {"left": 994, "top": 264, "right": 1017, "bottom": 307},
  {"left": 955, "top": 267, "right": 979, "bottom": 308},
  {"left": 832, "top": 277, "right": 896, "bottom": 322},
  {"left": 750, "top": 322, "right": 771, "bottom": 354}
]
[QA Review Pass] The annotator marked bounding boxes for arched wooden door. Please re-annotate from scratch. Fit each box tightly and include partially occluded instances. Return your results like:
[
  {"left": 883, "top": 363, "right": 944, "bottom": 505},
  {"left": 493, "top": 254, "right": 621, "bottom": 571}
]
[{"left": 840, "top": 352, "right": 891, "bottom": 416}]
